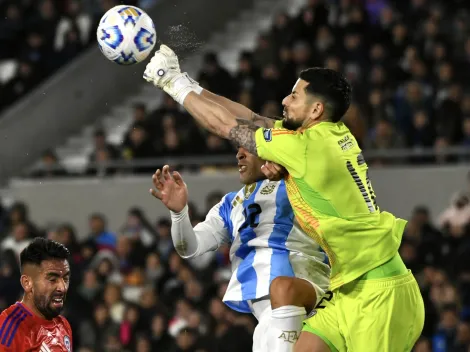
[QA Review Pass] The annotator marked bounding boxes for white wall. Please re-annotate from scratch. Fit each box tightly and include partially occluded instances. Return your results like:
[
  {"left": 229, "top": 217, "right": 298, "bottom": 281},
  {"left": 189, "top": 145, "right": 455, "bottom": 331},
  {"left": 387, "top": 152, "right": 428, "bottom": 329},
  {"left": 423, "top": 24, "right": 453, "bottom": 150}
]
[{"left": 6, "top": 165, "right": 468, "bottom": 239}]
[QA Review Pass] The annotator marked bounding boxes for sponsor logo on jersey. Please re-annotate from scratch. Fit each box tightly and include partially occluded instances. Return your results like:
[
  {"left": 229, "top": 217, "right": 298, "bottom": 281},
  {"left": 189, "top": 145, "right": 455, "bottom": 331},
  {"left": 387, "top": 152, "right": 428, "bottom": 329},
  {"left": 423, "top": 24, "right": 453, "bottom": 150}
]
[
  {"left": 263, "top": 128, "right": 272, "bottom": 142},
  {"left": 338, "top": 134, "right": 354, "bottom": 151},
  {"left": 64, "top": 336, "right": 71, "bottom": 351},
  {"left": 260, "top": 183, "right": 276, "bottom": 195}
]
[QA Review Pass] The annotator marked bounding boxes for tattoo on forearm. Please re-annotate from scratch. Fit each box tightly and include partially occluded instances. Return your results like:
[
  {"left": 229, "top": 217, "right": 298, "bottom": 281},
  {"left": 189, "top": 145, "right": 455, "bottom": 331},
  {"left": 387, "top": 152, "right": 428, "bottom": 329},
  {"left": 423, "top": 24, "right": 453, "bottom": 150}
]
[
  {"left": 229, "top": 118, "right": 259, "bottom": 155},
  {"left": 250, "top": 113, "right": 275, "bottom": 128}
]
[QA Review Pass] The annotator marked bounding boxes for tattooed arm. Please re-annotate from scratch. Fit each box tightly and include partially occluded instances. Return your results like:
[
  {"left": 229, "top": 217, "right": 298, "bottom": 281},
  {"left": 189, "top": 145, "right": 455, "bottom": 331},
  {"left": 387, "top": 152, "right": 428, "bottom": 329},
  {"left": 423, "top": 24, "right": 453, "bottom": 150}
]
[
  {"left": 201, "top": 89, "right": 275, "bottom": 128},
  {"left": 183, "top": 92, "right": 260, "bottom": 155}
]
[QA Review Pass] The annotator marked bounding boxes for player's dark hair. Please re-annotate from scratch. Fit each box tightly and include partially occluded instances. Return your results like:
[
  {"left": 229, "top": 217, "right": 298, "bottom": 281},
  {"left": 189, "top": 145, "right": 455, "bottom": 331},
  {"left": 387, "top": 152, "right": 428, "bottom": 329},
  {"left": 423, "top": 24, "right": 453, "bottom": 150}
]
[
  {"left": 20, "top": 237, "right": 70, "bottom": 269},
  {"left": 299, "top": 68, "right": 351, "bottom": 123}
]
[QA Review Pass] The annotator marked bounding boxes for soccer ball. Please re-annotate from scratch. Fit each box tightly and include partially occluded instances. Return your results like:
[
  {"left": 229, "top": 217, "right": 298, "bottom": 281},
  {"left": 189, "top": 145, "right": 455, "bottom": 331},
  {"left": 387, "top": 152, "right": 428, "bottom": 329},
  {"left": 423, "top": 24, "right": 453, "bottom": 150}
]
[{"left": 97, "top": 5, "right": 156, "bottom": 65}]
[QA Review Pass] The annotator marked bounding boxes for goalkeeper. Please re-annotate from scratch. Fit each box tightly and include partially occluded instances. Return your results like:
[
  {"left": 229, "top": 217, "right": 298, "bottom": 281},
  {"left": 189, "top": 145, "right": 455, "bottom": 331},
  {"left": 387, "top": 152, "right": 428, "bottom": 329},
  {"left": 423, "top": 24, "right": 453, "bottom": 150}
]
[{"left": 143, "top": 45, "right": 425, "bottom": 352}]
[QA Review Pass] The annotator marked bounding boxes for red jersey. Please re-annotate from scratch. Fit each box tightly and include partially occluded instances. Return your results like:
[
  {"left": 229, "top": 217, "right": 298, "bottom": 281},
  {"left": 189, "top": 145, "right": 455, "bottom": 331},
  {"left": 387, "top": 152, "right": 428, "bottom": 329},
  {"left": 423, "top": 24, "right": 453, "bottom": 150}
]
[{"left": 0, "top": 302, "right": 72, "bottom": 352}]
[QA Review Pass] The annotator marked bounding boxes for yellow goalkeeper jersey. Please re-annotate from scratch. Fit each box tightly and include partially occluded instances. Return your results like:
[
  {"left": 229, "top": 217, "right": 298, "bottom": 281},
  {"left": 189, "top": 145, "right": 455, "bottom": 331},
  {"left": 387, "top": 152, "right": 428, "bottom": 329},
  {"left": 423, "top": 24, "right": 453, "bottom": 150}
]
[{"left": 255, "top": 121, "right": 407, "bottom": 290}]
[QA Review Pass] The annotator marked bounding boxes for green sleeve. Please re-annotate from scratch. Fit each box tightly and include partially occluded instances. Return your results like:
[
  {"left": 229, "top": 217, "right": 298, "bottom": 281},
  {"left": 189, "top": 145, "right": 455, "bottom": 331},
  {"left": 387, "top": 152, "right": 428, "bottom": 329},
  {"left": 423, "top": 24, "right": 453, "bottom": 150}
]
[{"left": 255, "top": 126, "right": 307, "bottom": 178}]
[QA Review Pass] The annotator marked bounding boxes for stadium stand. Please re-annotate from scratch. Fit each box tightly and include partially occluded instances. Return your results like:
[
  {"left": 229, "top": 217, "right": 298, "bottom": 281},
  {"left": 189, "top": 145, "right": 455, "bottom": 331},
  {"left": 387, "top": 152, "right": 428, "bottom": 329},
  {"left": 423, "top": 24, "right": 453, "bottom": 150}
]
[
  {"left": 10, "top": 0, "right": 470, "bottom": 177},
  {"left": 1, "top": 0, "right": 470, "bottom": 351}
]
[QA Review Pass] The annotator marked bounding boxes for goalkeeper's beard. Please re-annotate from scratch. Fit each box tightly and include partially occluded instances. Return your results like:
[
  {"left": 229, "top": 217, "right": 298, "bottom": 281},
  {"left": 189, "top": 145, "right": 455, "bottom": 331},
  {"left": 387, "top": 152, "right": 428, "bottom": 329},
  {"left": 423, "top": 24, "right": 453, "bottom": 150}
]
[{"left": 282, "top": 116, "right": 303, "bottom": 131}]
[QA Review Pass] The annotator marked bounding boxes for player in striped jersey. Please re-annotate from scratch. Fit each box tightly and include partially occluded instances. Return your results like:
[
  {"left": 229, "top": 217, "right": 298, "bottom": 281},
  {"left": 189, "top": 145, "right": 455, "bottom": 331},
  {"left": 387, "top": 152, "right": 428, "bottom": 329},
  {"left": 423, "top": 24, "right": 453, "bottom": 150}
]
[
  {"left": 0, "top": 238, "right": 72, "bottom": 352},
  {"left": 150, "top": 149, "right": 330, "bottom": 352}
]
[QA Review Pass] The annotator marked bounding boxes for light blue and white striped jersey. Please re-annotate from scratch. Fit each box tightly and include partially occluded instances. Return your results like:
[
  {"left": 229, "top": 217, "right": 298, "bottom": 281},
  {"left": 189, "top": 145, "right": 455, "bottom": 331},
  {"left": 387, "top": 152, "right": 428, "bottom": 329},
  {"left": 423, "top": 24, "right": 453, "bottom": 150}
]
[{"left": 196, "top": 179, "right": 330, "bottom": 313}]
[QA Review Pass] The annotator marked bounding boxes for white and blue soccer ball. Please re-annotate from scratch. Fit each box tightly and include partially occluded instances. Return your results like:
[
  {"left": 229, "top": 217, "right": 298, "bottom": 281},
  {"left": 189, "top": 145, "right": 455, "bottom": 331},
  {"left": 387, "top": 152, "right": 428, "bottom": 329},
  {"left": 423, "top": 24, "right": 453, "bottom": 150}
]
[{"left": 97, "top": 5, "right": 156, "bottom": 65}]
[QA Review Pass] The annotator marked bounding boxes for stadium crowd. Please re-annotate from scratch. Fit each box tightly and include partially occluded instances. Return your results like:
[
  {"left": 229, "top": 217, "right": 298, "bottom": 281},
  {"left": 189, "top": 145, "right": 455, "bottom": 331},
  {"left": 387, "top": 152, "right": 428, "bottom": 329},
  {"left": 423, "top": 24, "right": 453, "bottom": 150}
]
[
  {"left": 0, "top": 0, "right": 144, "bottom": 112},
  {"left": 3, "top": 0, "right": 470, "bottom": 177},
  {"left": 0, "top": 177, "right": 470, "bottom": 351},
  {"left": 1, "top": 0, "right": 470, "bottom": 351}
]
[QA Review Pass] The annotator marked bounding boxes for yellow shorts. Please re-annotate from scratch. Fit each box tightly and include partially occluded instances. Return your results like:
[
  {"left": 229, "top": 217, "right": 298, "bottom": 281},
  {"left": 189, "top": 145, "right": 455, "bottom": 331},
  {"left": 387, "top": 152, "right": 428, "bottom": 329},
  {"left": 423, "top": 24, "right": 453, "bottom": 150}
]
[{"left": 302, "top": 271, "right": 425, "bottom": 352}]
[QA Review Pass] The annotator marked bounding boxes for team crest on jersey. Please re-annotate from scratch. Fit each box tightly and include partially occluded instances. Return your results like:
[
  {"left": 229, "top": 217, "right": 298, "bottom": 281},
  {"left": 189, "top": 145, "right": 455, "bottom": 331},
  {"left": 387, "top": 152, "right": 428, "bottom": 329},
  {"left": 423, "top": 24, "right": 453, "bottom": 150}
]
[
  {"left": 260, "top": 183, "right": 276, "bottom": 195},
  {"left": 263, "top": 128, "right": 272, "bottom": 142},
  {"left": 244, "top": 183, "right": 256, "bottom": 199},
  {"left": 64, "top": 336, "right": 71, "bottom": 351}
]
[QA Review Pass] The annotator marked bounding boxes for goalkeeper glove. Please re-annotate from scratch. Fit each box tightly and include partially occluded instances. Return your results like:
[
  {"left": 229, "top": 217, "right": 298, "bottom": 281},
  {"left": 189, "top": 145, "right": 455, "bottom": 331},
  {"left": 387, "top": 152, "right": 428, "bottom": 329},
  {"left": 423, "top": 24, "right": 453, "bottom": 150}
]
[{"left": 143, "top": 44, "right": 202, "bottom": 104}]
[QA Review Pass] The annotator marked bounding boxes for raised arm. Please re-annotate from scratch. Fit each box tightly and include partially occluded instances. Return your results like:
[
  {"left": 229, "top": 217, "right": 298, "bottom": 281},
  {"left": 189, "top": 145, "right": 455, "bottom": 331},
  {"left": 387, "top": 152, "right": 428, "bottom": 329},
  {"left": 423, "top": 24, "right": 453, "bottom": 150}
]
[
  {"left": 143, "top": 45, "right": 304, "bottom": 173},
  {"left": 150, "top": 166, "right": 230, "bottom": 258},
  {"left": 201, "top": 89, "right": 275, "bottom": 128},
  {"left": 183, "top": 92, "right": 261, "bottom": 155}
]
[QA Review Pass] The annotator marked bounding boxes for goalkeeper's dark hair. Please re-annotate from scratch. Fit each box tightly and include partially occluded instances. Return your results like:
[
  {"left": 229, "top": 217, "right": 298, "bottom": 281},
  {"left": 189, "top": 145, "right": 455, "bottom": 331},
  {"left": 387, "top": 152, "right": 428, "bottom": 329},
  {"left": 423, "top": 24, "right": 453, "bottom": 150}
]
[
  {"left": 299, "top": 68, "right": 351, "bottom": 123},
  {"left": 20, "top": 237, "right": 70, "bottom": 270}
]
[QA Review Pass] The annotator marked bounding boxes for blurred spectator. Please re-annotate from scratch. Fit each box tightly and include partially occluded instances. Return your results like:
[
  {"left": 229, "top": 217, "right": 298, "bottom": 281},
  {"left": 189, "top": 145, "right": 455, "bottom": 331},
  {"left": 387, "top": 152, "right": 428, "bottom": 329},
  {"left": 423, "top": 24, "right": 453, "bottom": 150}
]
[
  {"left": 156, "top": 217, "right": 173, "bottom": 261},
  {"left": 31, "top": 149, "right": 68, "bottom": 178},
  {"left": 2, "top": 201, "right": 39, "bottom": 240},
  {"left": 198, "top": 52, "right": 236, "bottom": 99},
  {"left": 84, "top": 213, "right": 117, "bottom": 251},
  {"left": 54, "top": 0, "right": 93, "bottom": 53},
  {"left": 366, "top": 118, "right": 404, "bottom": 164},
  {"left": 438, "top": 192, "right": 470, "bottom": 236},
  {"left": 0, "top": 3, "right": 24, "bottom": 59},
  {"left": 121, "top": 207, "right": 156, "bottom": 249},
  {"left": 78, "top": 302, "right": 119, "bottom": 350},
  {"left": 124, "top": 103, "right": 151, "bottom": 144},
  {"left": 122, "top": 122, "right": 156, "bottom": 173},
  {"left": 0, "top": 249, "right": 22, "bottom": 311},
  {"left": 87, "top": 128, "right": 119, "bottom": 176},
  {"left": 1, "top": 222, "right": 32, "bottom": 258},
  {"left": 0, "top": 61, "right": 41, "bottom": 111}
]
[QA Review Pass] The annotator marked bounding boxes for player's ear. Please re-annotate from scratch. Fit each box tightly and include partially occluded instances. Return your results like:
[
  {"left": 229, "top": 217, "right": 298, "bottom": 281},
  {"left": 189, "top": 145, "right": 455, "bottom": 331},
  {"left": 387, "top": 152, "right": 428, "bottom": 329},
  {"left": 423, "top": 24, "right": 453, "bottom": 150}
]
[
  {"left": 20, "top": 274, "right": 33, "bottom": 293},
  {"left": 309, "top": 100, "right": 324, "bottom": 121}
]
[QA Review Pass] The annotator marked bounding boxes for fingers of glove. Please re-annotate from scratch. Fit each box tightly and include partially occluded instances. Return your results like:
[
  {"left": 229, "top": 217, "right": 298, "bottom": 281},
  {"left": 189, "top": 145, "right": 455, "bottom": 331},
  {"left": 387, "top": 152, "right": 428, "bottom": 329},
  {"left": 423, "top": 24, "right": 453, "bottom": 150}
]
[{"left": 160, "top": 44, "right": 175, "bottom": 57}]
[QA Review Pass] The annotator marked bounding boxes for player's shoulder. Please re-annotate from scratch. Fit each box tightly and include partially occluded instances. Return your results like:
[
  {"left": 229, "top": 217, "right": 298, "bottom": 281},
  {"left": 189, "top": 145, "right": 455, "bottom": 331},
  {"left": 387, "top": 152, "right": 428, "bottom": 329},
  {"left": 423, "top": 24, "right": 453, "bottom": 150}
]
[
  {"left": 0, "top": 302, "right": 33, "bottom": 321},
  {"left": 0, "top": 303, "right": 33, "bottom": 348},
  {"left": 221, "top": 190, "right": 241, "bottom": 207},
  {"left": 56, "top": 315, "right": 72, "bottom": 332}
]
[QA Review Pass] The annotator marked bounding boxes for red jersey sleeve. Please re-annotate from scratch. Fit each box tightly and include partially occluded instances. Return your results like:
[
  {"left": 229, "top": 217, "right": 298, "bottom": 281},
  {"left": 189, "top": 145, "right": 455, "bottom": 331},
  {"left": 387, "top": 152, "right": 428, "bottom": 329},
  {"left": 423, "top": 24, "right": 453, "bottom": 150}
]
[{"left": 0, "top": 304, "right": 32, "bottom": 352}]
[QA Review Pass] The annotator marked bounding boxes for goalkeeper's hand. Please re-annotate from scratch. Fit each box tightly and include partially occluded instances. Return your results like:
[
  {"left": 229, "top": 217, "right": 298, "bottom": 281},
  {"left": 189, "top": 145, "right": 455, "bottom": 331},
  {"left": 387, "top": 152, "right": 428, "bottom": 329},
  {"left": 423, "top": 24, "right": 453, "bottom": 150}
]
[{"left": 143, "top": 44, "right": 202, "bottom": 104}]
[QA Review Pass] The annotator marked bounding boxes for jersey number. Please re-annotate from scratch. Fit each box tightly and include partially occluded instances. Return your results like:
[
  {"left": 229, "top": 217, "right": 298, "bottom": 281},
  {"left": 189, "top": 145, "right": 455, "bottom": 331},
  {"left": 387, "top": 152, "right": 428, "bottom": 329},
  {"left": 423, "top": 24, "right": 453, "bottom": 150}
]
[
  {"left": 239, "top": 203, "right": 262, "bottom": 231},
  {"left": 315, "top": 291, "right": 333, "bottom": 309},
  {"left": 346, "top": 160, "right": 378, "bottom": 213}
]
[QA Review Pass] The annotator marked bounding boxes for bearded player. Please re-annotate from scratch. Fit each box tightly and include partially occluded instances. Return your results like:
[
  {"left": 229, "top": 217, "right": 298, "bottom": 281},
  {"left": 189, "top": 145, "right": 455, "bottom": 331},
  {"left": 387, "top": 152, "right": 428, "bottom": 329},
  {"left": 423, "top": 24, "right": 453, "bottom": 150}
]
[
  {"left": 0, "top": 238, "right": 72, "bottom": 352},
  {"left": 150, "top": 147, "right": 330, "bottom": 352},
  {"left": 143, "top": 45, "right": 425, "bottom": 352}
]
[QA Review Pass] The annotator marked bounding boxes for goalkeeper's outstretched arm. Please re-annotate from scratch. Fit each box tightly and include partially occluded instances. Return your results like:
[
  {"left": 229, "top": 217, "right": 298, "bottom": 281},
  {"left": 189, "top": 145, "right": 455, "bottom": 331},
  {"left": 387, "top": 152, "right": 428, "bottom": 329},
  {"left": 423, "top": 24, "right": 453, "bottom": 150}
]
[
  {"left": 201, "top": 89, "right": 275, "bottom": 128},
  {"left": 183, "top": 92, "right": 262, "bottom": 156}
]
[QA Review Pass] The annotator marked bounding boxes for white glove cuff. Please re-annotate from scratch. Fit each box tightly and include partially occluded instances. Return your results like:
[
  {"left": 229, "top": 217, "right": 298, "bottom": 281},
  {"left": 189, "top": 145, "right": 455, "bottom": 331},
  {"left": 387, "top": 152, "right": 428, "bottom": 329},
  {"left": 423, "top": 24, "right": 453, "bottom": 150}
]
[
  {"left": 193, "top": 84, "right": 203, "bottom": 95},
  {"left": 165, "top": 73, "right": 202, "bottom": 105}
]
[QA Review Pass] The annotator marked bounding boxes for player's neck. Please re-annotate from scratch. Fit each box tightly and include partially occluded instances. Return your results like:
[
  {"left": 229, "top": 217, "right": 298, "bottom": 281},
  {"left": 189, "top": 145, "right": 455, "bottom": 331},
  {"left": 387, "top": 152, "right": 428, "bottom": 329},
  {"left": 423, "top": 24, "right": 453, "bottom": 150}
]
[
  {"left": 300, "top": 119, "right": 320, "bottom": 132},
  {"left": 300, "top": 117, "right": 331, "bottom": 132},
  {"left": 21, "top": 297, "right": 49, "bottom": 320}
]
